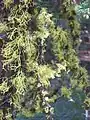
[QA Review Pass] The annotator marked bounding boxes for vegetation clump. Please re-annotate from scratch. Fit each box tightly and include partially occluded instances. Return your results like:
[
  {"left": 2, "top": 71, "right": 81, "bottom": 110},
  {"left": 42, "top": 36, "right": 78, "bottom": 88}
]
[{"left": 0, "top": 0, "right": 89, "bottom": 120}]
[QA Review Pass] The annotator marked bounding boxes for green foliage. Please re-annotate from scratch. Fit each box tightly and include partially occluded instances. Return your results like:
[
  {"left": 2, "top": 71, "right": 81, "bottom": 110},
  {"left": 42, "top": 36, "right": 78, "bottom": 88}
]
[
  {"left": 3, "top": 0, "right": 13, "bottom": 8},
  {"left": 61, "top": 87, "right": 72, "bottom": 98},
  {"left": 0, "top": 23, "right": 8, "bottom": 33},
  {"left": 54, "top": 92, "right": 85, "bottom": 120},
  {"left": 60, "top": 0, "right": 80, "bottom": 49},
  {"left": 0, "top": 0, "right": 89, "bottom": 120},
  {"left": 0, "top": 80, "right": 9, "bottom": 93},
  {"left": 75, "top": 0, "right": 90, "bottom": 22}
]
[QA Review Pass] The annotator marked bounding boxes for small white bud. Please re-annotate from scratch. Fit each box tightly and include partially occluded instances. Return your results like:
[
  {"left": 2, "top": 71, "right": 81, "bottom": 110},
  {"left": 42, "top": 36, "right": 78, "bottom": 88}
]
[
  {"left": 69, "top": 98, "right": 74, "bottom": 102},
  {"left": 42, "top": 90, "right": 48, "bottom": 96},
  {"left": 42, "top": 101, "right": 46, "bottom": 105},
  {"left": 79, "top": 39, "right": 82, "bottom": 42},
  {"left": 45, "top": 97, "right": 49, "bottom": 101},
  {"left": 86, "top": 15, "right": 89, "bottom": 19},
  {"left": 50, "top": 107, "right": 54, "bottom": 114},
  {"left": 37, "top": 83, "right": 41, "bottom": 87},
  {"left": 44, "top": 106, "right": 49, "bottom": 113},
  {"left": 85, "top": 30, "right": 89, "bottom": 34}
]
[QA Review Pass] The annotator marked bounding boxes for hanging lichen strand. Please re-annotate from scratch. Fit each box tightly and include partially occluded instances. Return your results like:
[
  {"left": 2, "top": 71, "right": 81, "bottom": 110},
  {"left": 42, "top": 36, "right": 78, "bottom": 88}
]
[
  {"left": 60, "top": 0, "right": 80, "bottom": 50},
  {"left": 0, "top": 0, "right": 89, "bottom": 120}
]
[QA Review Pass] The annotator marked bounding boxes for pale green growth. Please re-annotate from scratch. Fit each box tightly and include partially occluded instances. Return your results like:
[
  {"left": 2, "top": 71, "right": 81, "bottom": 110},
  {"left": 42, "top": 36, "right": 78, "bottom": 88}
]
[
  {"left": 3, "top": 0, "right": 13, "bottom": 8},
  {"left": 0, "top": 0, "right": 89, "bottom": 119},
  {"left": 0, "top": 23, "right": 8, "bottom": 33},
  {"left": 61, "top": 86, "right": 72, "bottom": 98},
  {"left": 0, "top": 80, "right": 9, "bottom": 93}
]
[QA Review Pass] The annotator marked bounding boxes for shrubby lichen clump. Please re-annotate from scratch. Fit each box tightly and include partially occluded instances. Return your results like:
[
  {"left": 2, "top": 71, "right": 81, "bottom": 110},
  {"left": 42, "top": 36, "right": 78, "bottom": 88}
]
[{"left": 0, "top": 0, "right": 89, "bottom": 120}]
